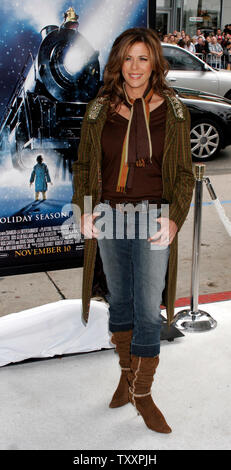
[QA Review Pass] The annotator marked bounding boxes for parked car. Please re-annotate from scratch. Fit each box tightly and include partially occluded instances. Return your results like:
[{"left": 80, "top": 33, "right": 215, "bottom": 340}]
[
  {"left": 162, "top": 43, "right": 231, "bottom": 100},
  {"left": 173, "top": 86, "right": 231, "bottom": 161}
]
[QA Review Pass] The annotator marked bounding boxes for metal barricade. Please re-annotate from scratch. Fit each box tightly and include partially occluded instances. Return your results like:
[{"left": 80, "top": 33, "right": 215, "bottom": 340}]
[
  {"left": 206, "top": 52, "right": 222, "bottom": 69},
  {"left": 195, "top": 52, "right": 205, "bottom": 62},
  {"left": 195, "top": 52, "right": 227, "bottom": 69}
]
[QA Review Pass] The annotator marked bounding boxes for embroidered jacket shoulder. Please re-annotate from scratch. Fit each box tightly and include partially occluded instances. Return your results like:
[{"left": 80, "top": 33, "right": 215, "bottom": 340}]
[
  {"left": 86, "top": 94, "right": 187, "bottom": 123},
  {"left": 165, "top": 94, "right": 186, "bottom": 122},
  {"left": 86, "top": 97, "right": 109, "bottom": 123}
]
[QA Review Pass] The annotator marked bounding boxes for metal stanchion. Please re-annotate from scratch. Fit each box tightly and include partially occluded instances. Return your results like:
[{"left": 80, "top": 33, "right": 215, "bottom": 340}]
[
  {"left": 172, "top": 164, "right": 217, "bottom": 332},
  {"left": 204, "top": 176, "right": 231, "bottom": 236}
]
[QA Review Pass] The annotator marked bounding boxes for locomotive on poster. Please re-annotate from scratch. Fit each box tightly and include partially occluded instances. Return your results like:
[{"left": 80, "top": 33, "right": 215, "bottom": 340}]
[{"left": 0, "top": 7, "right": 100, "bottom": 174}]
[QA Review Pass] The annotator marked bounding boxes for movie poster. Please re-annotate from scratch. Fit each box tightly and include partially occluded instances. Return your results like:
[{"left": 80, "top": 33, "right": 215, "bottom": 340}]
[{"left": 0, "top": 0, "right": 147, "bottom": 274}]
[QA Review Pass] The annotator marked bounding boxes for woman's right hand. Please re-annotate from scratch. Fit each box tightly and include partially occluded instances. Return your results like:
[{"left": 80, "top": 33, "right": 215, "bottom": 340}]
[{"left": 80, "top": 213, "right": 100, "bottom": 239}]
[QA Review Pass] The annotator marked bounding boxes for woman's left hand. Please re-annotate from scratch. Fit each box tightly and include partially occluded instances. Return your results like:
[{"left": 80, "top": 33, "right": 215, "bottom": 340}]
[{"left": 147, "top": 217, "right": 178, "bottom": 246}]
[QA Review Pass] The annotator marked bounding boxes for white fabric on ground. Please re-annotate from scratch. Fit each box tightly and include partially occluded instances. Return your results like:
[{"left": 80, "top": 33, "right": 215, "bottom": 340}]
[{"left": 0, "top": 299, "right": 113, "bottom": 367}]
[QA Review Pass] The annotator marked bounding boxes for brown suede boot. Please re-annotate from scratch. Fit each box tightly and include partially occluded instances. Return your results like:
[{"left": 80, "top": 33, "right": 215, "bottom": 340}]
[
  {"left": 128, "top": 354, "right": 172, "bottom": 433},
  {"left": 109, "top": 329, "right": 133, "bottom": 408}
]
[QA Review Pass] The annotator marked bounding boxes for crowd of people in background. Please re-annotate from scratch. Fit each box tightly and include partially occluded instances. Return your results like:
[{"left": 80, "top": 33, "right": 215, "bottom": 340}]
[{"left": 160, "top": 24, "right": 231, "bottom": 69}]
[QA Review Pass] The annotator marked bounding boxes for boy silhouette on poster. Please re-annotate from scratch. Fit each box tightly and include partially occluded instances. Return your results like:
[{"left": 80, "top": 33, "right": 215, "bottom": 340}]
[{"left": 30, "top": 155, "right": 52, "bottom": 201}]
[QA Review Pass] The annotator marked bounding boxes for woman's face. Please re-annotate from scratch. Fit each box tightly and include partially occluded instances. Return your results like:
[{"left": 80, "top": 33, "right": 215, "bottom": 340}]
[{"left": 121, "top": 42, "right": 153, "bottom": 97}]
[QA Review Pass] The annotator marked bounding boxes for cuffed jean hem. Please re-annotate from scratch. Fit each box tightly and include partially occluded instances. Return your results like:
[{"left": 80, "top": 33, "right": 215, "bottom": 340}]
[
  {"left": 131, "top": 342, "right": 160, "bottom": 357},
  {"left": 109, "top": 321, "right": 134, "bottom": 332}
]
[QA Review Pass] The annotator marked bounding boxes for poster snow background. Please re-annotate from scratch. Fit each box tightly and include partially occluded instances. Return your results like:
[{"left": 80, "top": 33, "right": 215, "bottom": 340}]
[{"left": 0, "top": 0, "right": 147, "bottom": 273}]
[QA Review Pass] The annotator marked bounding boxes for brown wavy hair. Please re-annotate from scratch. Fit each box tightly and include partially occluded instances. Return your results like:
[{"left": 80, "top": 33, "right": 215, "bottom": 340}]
[{"left": 97, "top": 27, "right": 175, "bottom": 114}]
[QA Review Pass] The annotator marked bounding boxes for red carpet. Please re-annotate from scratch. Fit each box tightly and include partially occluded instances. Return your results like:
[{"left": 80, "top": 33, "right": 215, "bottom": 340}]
[
  {"left": 175, "top": 291, "right": 231, "bottom": 307},
  {"left": 160, "top": 291, "right": 231, "bottom": 310}
]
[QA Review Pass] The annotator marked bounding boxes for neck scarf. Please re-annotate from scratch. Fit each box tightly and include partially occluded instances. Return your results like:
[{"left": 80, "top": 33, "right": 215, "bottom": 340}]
[{"left": 116, "top": 82, "right": 154, "bottom": 193}]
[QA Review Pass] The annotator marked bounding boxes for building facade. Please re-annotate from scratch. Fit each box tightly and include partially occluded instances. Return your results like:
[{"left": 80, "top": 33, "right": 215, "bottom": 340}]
[{"left": 155, "top": 0, "right": 229, "bottom": 36}]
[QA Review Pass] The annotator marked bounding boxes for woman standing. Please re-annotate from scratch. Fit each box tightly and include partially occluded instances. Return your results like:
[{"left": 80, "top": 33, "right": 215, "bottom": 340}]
[
  {"left": 184, "top": 34, "right": 196, "bottom": 54},
  {"left": 72, "top": 27, "right": 195, "bottom": 434}
]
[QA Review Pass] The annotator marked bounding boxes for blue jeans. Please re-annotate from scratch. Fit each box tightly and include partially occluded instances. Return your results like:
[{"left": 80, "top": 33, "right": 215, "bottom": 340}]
[{"left": 96, "top": 202, "right": 170, "bottom": 357}]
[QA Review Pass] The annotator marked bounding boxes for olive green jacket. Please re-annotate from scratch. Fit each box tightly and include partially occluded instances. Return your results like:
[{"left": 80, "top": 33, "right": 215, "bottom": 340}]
[{"left": 72, "top": 94, "right": 195, "bottom": 327}]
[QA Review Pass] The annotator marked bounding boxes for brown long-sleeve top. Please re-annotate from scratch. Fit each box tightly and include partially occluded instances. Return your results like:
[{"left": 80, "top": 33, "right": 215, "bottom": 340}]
[{"left": 100, "top": 100, "right": 167, "bottom": 202}]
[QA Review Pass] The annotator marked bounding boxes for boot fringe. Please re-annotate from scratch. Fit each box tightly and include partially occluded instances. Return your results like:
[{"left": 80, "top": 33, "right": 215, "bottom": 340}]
[{"left": 128, "top": 355, "right": 172, "bottom": 433}]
